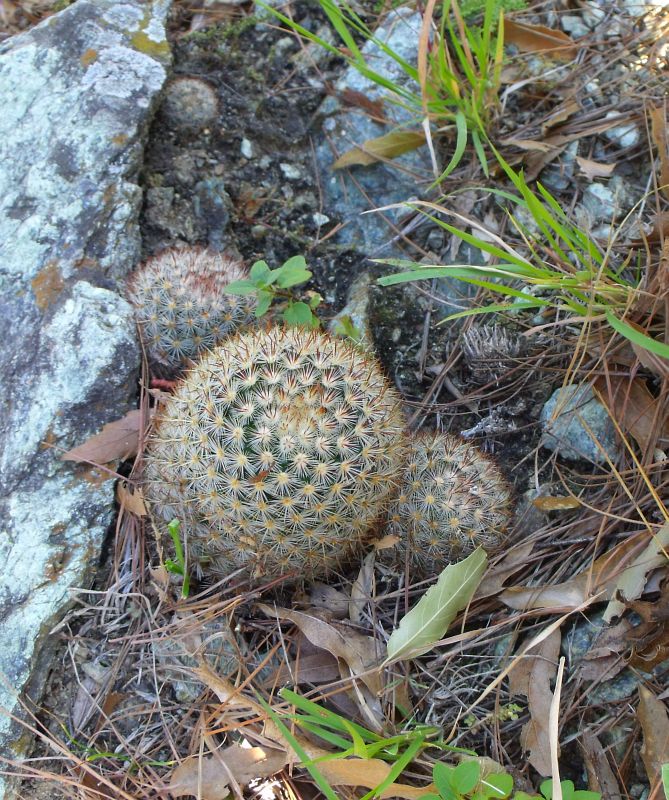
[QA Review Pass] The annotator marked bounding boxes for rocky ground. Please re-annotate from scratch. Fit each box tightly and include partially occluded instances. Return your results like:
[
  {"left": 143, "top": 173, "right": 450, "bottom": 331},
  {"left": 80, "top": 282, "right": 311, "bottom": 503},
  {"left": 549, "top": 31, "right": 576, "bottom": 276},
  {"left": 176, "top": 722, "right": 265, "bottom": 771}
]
[{"left": 1, "top": 0, "right": 668, "bottom": 798}]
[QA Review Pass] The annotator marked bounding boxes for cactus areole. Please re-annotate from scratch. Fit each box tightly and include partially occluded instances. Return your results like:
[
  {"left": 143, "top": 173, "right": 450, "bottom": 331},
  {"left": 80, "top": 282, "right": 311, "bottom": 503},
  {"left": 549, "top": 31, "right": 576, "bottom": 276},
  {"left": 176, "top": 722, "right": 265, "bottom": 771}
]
[
  {"left": 144, "top": 327, "right": 406, "bottom": 580},
  {"left": 388, "top": 432, "right": 512, "bottom": 574}
]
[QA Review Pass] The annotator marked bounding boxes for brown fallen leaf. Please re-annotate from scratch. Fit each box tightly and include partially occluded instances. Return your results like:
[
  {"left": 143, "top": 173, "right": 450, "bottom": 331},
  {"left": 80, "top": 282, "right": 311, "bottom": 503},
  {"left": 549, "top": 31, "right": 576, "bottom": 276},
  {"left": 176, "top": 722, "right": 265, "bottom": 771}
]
[
  {"left": 638, "top": 686, "right": 669, "bottom": 791},
  {"left": 306, "top": 583, "right": 350, "bottom": 619},
  {"left": 333, "top": 130, "right": 426, "bottom": 169},
  {"left": 339, "top": 88, "right": 386, "bottom": 121},
  {"left": 509, "top": 629, "right": 561, "bottom": 776},
  {"left": 475, "top": 541, "right": 535, "bottom": 599},
  {"left": 350, "top": 551, "right": 376, "bottom": 623},
  {"left": 504, "top": 18, "right": 578, "bottom": 61},
  {"left": 627, "top": 595, "right": 669, "bottom": 670},
  {"left": 577, "top": 618, "right": 632, "bottom": 682},
  {"left": 532, "top": 495, "right": 581, "bottom": 512},
  {"left": 581, "top": 731, "right": 622, "bottom": 800},
  {"left": 265, "top": 650, "right": 341, "bottom": 687},
  {"left": 169, "top": 744, "right": 288, "bottom": 800},
  {"left": 593, "top": 375, "right": 669, "bottom": 452},
  {"left": 257, "top": 605, "right": 384, "bottom": 695},
  {"left": 62, "top": 409, "right": 143, "bottom": 464},
  {"left": 501, "top": 531, "right": 655, "bottom": 612},
  {"left": 576, "top": 156, "right": 616, "bottom": 180},
  {"left": 116, "top": 481, "right": 147, "bottom": 516},
  {"left": 603, "top": 522, "right": 669, "bottom": 622},
  {"left": 650, "top": 103, "right": 669, "bottom": 201}
]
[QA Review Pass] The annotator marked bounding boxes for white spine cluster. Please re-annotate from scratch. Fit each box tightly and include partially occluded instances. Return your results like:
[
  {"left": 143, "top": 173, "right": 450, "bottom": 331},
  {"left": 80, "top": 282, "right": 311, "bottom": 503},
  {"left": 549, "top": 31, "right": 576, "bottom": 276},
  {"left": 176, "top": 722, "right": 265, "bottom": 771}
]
[
  {"left": 127, "top": 247, "right": 256, "bottom": 369},
  {"left": 143, "top": 326, "right": 406, "bottom": 579},
  {"left": 388, "top": 432, "right": 512, "bottom": 573}
]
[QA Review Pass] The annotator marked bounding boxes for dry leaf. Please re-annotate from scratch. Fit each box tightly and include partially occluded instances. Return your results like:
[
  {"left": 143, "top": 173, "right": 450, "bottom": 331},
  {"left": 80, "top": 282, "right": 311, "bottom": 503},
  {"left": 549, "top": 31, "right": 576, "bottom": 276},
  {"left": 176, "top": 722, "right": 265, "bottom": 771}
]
[
  {"left": 257, "top": 605, "right": 384, "bottom": 695},
  {"left": 333, "top": 130, "right": 426, "bottom": 169},
  {"left": 475, "top": 541, "right": 535, "bottom": 599},
  {"left": 603, "top": 522, "right": 669, "bottom": 622},
  {"left": 541, "top": 98, "right": 580, "bottom": 136},
  {"left": 650, "top": 104, "right": 669, "bottom": 201},
  {"left": 509, "top": 629, "right": 561, "bottom": 776},
  {"left": 350, "top": 551, "right": 376, "bottom": 623},
  {"left": 62, "top": 409, "right": 143, "bottom": 464},
  {"left": 307, "top": 584, "right": 350, "bottom": 619},
  {"left": 501, "top": 531, "right": 653, "bottom": 611},
  {"left": 265, "top": 650, "right": 341, "bottom": 687},
  {"left": 577, "top": 618, "right": 632, "bottom": 681},
  {"left": 576, "top": 156, "right": 616, "bottom": 180},
  {"left": 532, "top": 496, "right": 581, "bottom": 511},
  {"left": 169, "top": 744, "right": 288, "bottom": 800},
  {"left": 116, "top": 481, "right": 147, "bottom": 516},
  {"left": 593, "top": 375, "right": 669, "bottom": 451},
  {"left": 581, "top": 731, "right": 622, "bottom": 800},
  {"left": 339, "top": 88, "right": 386, "bottom": 120},
  {"left": 504, "top": 18, "right": 578, "bottom": 61},
  {"left": 638, "top": 686, "right": 669, "bottom": 790},
  {"left": 626, "top": 595, "right": 669, "bottom": 670}
]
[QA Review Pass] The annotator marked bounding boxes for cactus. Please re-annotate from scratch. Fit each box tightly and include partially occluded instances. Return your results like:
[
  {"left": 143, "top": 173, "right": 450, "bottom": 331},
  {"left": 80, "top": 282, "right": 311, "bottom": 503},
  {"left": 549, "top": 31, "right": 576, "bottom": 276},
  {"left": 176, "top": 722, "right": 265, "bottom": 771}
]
[
  {"left": 387, "top": 432, "right": 512, "bottom": 574},
  {"left": 143, "top": 326, "right": 406, "bottom": 580},
  {"left": 127, "top": 247, "right": 256, "bottom": 370}
]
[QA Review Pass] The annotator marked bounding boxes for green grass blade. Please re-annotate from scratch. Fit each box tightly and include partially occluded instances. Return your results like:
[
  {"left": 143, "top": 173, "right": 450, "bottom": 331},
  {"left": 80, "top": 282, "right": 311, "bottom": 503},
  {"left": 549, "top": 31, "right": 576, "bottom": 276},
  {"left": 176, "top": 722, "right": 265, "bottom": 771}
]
[
  {"left": 358, "top": 735, "right": 427, "bottom": 800},
  {"left": 472, "top": 129, "right": 489, "bottom": 176},
  {"left": 605, "top": 312, "right": 669, "bottom": 359},
  {"left": 439, "top": 300, "right": 545, "bottom": 322},
  {"left": 255, "top": 695, "right": 341, "bottom": 800},
  {"left": 437, "top": 111, "right": 469, "bottom": 182}
]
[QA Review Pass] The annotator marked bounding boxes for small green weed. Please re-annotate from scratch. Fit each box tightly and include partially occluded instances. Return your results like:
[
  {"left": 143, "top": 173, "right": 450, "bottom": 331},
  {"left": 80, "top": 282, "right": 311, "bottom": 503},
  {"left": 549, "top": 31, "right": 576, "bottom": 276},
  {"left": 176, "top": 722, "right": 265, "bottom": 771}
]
[
  {"left": 377, "top": 146, "right": 669, "bottom": 359},
  {"left": 225, "top": 255, "right": 321, "bottom": 328},
  {"left": 261, "top": 0, "right": 505, "bottom": 178},
  {"left": 164, "top": 519, "right": 190, "bottom": 599},
  {"left": 264, "top": 689, "right": 599, "bottom": 800}
]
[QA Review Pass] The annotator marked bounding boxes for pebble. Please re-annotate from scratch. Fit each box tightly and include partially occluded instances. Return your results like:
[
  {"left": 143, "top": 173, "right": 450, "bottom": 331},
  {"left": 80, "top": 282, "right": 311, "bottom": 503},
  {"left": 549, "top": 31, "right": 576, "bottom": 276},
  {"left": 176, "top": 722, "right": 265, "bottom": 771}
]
[
  {"left": 540, "top": 383, "right": 620, "bottom": 463},
  {"left": 240, "top": 138, "right": 253, "bottom": 159},
  {"left": 280, "top": 163, "right": 302, "bottom": 180}
]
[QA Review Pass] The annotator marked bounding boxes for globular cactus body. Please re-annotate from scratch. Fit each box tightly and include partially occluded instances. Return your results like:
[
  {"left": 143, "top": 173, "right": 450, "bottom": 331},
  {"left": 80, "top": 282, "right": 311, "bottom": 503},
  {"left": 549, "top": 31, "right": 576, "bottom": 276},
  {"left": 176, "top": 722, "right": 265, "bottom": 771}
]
[
  {"left": 127, "top": 247, "right": 255, "bottom": 370},
  {"left": 388, "top": 432, "right": 512, "bottom": 574},
  {"left": 143, "top": 327, "right": 406, "bottom": 580}
]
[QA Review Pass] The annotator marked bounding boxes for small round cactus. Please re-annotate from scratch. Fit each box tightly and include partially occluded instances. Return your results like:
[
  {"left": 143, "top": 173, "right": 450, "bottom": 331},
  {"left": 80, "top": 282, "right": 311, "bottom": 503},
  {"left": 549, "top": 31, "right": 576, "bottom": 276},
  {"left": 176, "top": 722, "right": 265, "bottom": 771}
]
[
  {"left": 127, "top": 247, "right": 255, "bottom": 370},
  {"left": 387, "top": 432, "right": 512, "bottom": 574},
  {"left": 143, "top": 326, "right": 406, "bottom": 580}
]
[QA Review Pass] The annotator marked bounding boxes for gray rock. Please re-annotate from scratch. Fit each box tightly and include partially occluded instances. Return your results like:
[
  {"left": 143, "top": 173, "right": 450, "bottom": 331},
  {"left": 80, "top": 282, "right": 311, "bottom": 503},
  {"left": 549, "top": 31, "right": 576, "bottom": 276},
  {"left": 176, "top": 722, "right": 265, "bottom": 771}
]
[
  {"left": 540, "top": 383, "right": 620, "bottom": 463},
  {"left": 0, "top": 1, "right": 170, "bottom": 795},
  {"left": 581, "top": 182, "right": 617, "bottom": 224},
  {"left": 159, "top": 76, "right": 219, "bottom": 135},
  {"left": 315, "top": 9, "right": 433, "bottom": 252},
  {"left": 604, "top": 111, "right": 640, "bottom": 149}
]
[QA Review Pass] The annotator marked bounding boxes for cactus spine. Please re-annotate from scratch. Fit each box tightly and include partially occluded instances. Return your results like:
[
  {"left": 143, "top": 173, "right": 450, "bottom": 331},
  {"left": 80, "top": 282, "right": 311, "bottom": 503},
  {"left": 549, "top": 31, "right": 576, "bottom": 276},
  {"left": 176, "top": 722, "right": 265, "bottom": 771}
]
[
  {"left": 127, "top": 247, "right": 255, "bottom": 370},
  {"left": 143, "top": 326, "right": 406, "bottom": 580},
  {"left": 388, "top": 432, "right": 512, "bottom": 573}
]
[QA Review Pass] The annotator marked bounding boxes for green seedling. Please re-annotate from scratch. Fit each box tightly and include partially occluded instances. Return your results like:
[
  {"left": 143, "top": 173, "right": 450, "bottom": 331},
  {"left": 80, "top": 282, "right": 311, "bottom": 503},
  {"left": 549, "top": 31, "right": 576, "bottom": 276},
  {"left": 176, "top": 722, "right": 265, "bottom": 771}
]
[
  {"left": 164, "top": 519, "right": 190, "bottom": 599},
  {"left": 225, "top": 255, "right": 321, "bottom": 328}
]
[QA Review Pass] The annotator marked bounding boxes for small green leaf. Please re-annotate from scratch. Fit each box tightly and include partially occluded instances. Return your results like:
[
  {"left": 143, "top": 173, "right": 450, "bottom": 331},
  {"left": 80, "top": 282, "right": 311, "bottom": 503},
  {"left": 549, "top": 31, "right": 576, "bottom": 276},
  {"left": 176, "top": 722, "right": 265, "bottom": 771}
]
[
  {"left": 662, "top": 764, "right": 669, "bottom": 800},
  {"left": 384, "top": 549, "right": 488, "bottom": 662},
  {"left": 250, "top": 260, "right": 272, "bottom": 285},
  {"left": 572, "top": 793, "right": 601, "bottom": 800},
  {"left": 308, "top": 292, "right": 323, "bottom": 309},
  {"left": 255, "top": 289, "right": 273, "bottom": 318},
  {"left": 483, "top": 773, "right": 513, "bottom": 799},
  {"left": 433, "top": 763, "right": 458, "bottom": 800},
  {"left": 452, "top": 761, "right": 481, "bottom": 795},
  {"left": 276, "top": 256, "right": 312, "bottom": 288},
  {"left": 283, "top": 301, "right": 314, "bottom": 326},
  {"left": 225, "top": 279, "right": 258, "bottom": 296}
]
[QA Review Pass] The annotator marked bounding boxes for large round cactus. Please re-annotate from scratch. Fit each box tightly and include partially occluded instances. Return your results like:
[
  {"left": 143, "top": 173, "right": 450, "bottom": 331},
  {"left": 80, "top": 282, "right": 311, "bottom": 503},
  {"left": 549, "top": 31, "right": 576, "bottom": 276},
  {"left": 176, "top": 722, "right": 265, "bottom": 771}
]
[
  {"left": 387, "top": 432, "right": 512, "bottom": 574},
  {"left": 143, "top": 326, "right": 406, "bottom": 580},
  {"left": 127, "top": 247, "right": 255, "bottom": 370}
]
